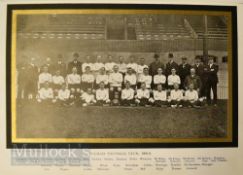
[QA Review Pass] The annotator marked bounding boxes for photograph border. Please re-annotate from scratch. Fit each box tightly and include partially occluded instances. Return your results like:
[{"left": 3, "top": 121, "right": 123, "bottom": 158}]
[{"left": 6, "top": 4, "right": 238, "bottom": 148}]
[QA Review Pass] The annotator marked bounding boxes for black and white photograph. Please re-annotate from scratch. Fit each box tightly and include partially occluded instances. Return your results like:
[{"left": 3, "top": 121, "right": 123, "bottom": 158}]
[{"left": 6, "top": 4, "right": 238, "bottom": 147}]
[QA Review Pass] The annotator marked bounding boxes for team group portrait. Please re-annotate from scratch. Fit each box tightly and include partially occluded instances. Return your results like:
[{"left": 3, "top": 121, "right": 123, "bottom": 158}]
[
  {"left": 14, "top": 12, "right": 229, "bottom": 140},
  {"left": 19, "top": 53, "right": 217, "bottom": 108}
]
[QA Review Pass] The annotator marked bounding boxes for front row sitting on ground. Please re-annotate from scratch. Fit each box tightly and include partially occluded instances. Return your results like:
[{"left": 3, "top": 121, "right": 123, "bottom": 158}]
[{"left": 37, "top": 81, "right": 205, "bottom": 108}]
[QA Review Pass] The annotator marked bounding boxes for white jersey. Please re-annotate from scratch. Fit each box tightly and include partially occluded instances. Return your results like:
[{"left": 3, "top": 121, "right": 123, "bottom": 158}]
[
  {"left": 39, "top": 88, "right": 53, "bottom": 100},
  {"left": 127, "top": 63, "right": 138, "bottom": 73},
  {"left": 136, "top": 89, "right": 150, "bottom": 99},
  {"left": 153, "top": 90, "right": 167, "bottom": 101},
  {"left": 58, "top": 89, "right": 70, "bottom": 100},
  {"left": 185, "top": 90, "right": 198, "bottom": 101},
  {"left": 93, "top": 62, "right": 105, "bottom": 72},
  {"left": 66, "top": 73, "right": 81, "bottom": 84},
  {"left": 170, "top": 89, "right": 183, "bottom": 100},
  {"left": 81, "top": 73, "right": 95, "bottom": 83},
  {"left": 39, "top": 73, "right": 52, "bottom": 84},
  {"left": 137, "top": 64, "right": 148, "bottom": 74},
  {"left": 52, "top": 75, "right": 65, "bottom": 85},
  {"left": 153, "top": 74, "right": 166, "bottom": 85},
  {"left": 105, "top": 62, "right": 116, "bottom": 72},
  {"left": 121, "top": 88, "right": 134, "bottom": 100},
  {"left": 124, "top": 74, "right": 137, "bottom": 85},
  {"left": 167, "top": 74, "right": 181, "bottom": 86},
  {"left": 109, "top": 72, "right": 123, "bottom": 87},
  {"left": 82, "top": 93, "right": 96, "bottom": 103},
  {"left": 96, "top": 88, "right": 109, "bottom": 101},
  {"left": 138, "top": 74, "right": 152, "bottom": 88},
  {"left": 96, "top": 74, "right": 109, "bottom": 85},
  {"left": 118, "top": 63, "right": 127, "bottom": 73},
  {"left": 82, "top": 63, "right": 94, "bottom": 73}
]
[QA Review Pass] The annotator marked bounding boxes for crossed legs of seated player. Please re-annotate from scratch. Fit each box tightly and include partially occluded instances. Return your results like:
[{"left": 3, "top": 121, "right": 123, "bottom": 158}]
[
  {"left": 153, "top": 100, "right": 168, "bottom": 107},
  {"left": 96, "top": 100, "right": 110, "bottom": 106},
  {"left": 183, "top": 99, "right": 205, "bottom": 107},
  {"left": 37, "top": 98, "right": 54, "bottom": 105},
  {"left": 56, "top": 98, "right": 74, "bottom": 106},
  {"left": 183, "top": 100, "right": 199, "bottom": 107},
  {"left": 169, "top": 100, "right": 183, "bottom": 107},
  {"left": 136, "top": 98, "right": 150, "bottom": 106},
  {"left": 121, "top": 99, "right": 135, "bottom": 106}
]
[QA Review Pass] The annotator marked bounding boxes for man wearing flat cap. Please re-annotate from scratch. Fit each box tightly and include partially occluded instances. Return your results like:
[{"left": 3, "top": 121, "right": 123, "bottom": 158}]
[
  {"left": 165, "top": 53, "right": 179, "bottom": 76},
  {"left": 149, "top": 53, "right": 165, "bottom": 76},
  {"left": 68, "top": 52, "right": 82, "bottom": 75}
]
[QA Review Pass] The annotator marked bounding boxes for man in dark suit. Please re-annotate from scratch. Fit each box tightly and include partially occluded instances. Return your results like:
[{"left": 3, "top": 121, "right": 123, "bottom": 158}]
[
  {"left": 25, "top": 57, "right": 39, "bottom": 100},
  {"left": 193, "top": 56, "right": 204, "bottom": 76},
  {"left": 193, "top": 56, "right": 207, "bottom": 98},
  {"left": 165, "top": 53, "right": 179, "bottom": 76},
  {"left": 68, "top": 52, "right": 82, "bottom": 75},
  {"left": 206, "top": 57, "right": 219, "bottom": 105},
  {"left": 149, "top": 53, "right": 165, "bottom": 76},
  {"left": 54, "top": 54, "right": 67, "bottom": 77},
  {"left": 178, "top": 57, "right": 191, "bottom": 89},
  {"left": 184, "top": 68, "right": 202, "bottom": 93},
  {"left": 17, "top": 62, "right": 27, "bottom": 100}
]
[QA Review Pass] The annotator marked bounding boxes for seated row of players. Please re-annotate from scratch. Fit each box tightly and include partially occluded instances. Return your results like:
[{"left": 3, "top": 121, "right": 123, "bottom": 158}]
[
  {"left": 39, "top": 64, "right": 199, "bottom": 93},
  {"left": 38, "top": 81, "right": 204, "bottom": 108}
]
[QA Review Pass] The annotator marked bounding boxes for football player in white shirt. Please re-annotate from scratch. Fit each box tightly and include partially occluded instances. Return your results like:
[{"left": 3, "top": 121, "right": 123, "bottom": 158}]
[
  {"left": 93, "top": 55, "right": 105, "bottom": 74},
  {"left": 82, "top": 55, "right": 94, "bottom": 73},
  {"left": 96, "top": 67, "right": 109, "bottom": 88},
  {"left": 52, "top": 70, "right": 65, "bottom": 96},
  {"left": 149, "top": 84, "right": 168, "bottom": 107},
  {"left": 81, "top": 66, "right": 95, "bottom": 91},
  {"left": 81, "top": 88, "right": 97, "bottom": 107},
  {"left": 118, "top": 56, "right": 127, "bottom": 76},
  {"left": 66, "top": 67, "right": 81, "bottom": 96},
  {"left": 121, "top": 81, "right": 135, "bottom": 106},
  {"left": 38, "top": 66, "right": 52, "bottom": 89},
  {"left": 105, "top": 55, "right": 115, "bottom": 74},
  {"left": 124, "top": 67, "right": 137, "bottom": 89},
  {"left": 127, "top": 55, "right": 138, "bottom": 73},
  {"left": 109, "top": 65, "right": 123, "bottom": 99},
  {"left": 168, "top": 83, "right": 183, "bottom": 108},
  {"left": 37, "top": 82, "right": 54, "bottom": 104},
  {"left": 138, "top": 67, "right": 152, "bottom": 89},
  {"left": 167, "top": 68, "right": 181, "bottom": 89},
  {"left": 135, "top": 82, "right": 151, "bottom": 106},
  {"left": 153, "top": 68, "right": 166, "bottom": 89},
  {"left": 55, "top": 83, "right": 72, "bottom": 106},
  {"left": 184, "top": 83, "right": 203, "bottom": 107},
  {"left": 96, "top": 82, "right": 110, "bottom": 106}
]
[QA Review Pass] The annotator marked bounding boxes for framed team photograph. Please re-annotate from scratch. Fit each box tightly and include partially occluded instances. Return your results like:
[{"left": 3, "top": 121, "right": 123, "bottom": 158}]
[{"left": 6, "top": 4, "right": 238, "bottom": 148}]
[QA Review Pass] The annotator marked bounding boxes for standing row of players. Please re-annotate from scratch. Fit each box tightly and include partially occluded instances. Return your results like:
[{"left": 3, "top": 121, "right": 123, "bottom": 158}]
[{"left": 18, "top": 53, "right": 219, "bottom": 105}]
